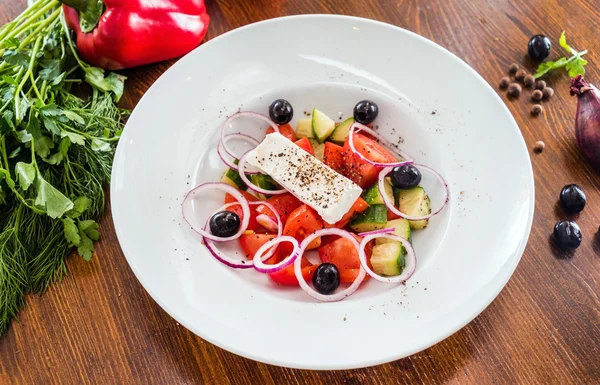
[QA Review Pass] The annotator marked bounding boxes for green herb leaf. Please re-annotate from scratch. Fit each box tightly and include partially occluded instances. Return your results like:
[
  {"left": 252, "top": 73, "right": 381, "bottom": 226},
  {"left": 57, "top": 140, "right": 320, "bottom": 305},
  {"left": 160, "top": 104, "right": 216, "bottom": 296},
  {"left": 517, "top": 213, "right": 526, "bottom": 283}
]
[
  {"left": 15, "top": 162, "right": 36, "bottom": 191},
  {"left": 2, "top": 49, "right": 30, "bottom": 68},
  {"left": 1, "top": 75, "right": 17, "bottom": 86},
  {"left": 534, "top": 57, "right": 568, "bottom": 79},
  {"left": 566, "top": 56, "right": 587, "bottom": 77},
  {"left": 77, "top": 233, "right": 94, "bottom": 261},
  {"left": 41, "top": 116, "right": 60, "bottom": 136},
  {"left": 85, "top": 67, "right": 126, "bottom": 102},
  {"left": 26, "top": 113, "right": 41, "bottom": 139},
  {"left": 8, "top": 146, "right": 21, "bottom": 159},
  {"left": 39, "top": 59, "right": 62, "bottom": 82},
  {"left": 44, "top": 136, "right": 70, "bottom": 165},
  {"left": 63, "top": 217, "right": 81, "bottom": 246},
  {"left": 15, "top": 130, "right": 32, "bottom": 143},
  {"left": 78, "top": 219, "right": 99, "bottom": 241},
  {"left": 62, "top": 110, "right": 85, "bottom": 125},
  {"left": 40, "top": 104, "right": 63, "bottom": 117},
  {"left": 34, "top": 135, "right": 54, "bottom": 158},
  {"left": 1, "top": 37, "right": 20, "bottom": 49},
  {"left": 91, "top": 138, "right": 111, "bottom": 152},
  {"left": 66, "top": 196, "right": 92, "bottom": 219},
  {"left": 558, "top": 31, "right": 574, "bottom": 54},
  {"left": 0, "top": 168, "right": 15, "bottom": 189},
  {"left": 1, "top": 110, "right": 15, "bottom": 132},
  {"left": 16, "top": 96, "right": 30, "bottom": 122},
  {"left": 34, "top": 176, "right": 74, "bottom": 219},
  {"left": 60, "top": 131, "right": 85, "bottom": 146}
]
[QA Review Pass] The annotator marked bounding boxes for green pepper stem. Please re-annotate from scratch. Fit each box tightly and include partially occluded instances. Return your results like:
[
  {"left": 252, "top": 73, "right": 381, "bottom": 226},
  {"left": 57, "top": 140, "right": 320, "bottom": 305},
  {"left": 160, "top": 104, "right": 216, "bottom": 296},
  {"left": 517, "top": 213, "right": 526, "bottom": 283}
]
[{"left": 58, "top": 0, "right": 89, "bottom": 12}]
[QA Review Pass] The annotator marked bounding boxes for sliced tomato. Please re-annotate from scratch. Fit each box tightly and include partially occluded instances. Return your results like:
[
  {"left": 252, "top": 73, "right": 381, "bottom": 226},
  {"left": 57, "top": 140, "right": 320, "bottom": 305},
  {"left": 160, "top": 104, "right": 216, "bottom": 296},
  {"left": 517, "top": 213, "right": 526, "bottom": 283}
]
[
  {"left": 239, "top": 233, "right": 277, "bottom": 259},
  {"left": 224, "top": 190, "right": 259, "bottom": 204},
  {"left": 268, "top": 257, "right": 316, "bottom": 286},
  {"left": 267, "top": 123, "right": 297, "bottom": 141},
  {"left": 324, "top": 197, "right": 369, "bottom": 229},
  {"left": 323, "top": 142, "right": 344, "bottom": 174},
  {"left": 318, "top": 234, "right": 372, "bottom": 283},
  {"left": 342, "top": 133, "right": 397, "bottom": 188},
  {"left": 294, "top": 137, "right": 315, "bottom": 156},
  {"left": 283, "top": 205, "right": 324, "bottom": 250},
  {"left": 255, "top": 193, "right": 302, "bottom": 225},
  {"left": 226, "top": 203, "right": 260, "bottom": 231}
]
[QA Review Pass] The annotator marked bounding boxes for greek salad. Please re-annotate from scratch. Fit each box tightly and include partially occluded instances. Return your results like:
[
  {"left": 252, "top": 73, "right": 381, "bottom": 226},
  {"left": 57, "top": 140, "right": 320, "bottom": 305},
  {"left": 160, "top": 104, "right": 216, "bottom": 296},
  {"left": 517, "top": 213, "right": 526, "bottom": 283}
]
[{"left": 182, "top": 99, "right": 449, "bottom": 302}]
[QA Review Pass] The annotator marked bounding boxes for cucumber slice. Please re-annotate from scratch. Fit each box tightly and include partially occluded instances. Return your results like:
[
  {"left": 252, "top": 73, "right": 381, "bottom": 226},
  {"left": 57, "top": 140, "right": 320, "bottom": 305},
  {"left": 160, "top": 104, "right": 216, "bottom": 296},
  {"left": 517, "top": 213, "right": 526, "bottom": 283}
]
[
  {"left": 296, "top": 118, "right": 314, "bottom": 139},
  {"left": 311, "top": 108, "right": 336, "bottom": 143},
  {"left": 398, "top": 186, "right": 431, "bottom": 229},
  {"left": 309, "top": 139, "right": 325, "bottom": 161},
  {"left": 375, "top": 218, "right": 411, "bottom": 245},
  {"left": 329, "top": 117, "right": 354, "bottom": 143},
  {"left": 349, "top": 204, "right": 388, "bottom": 233},
  {"left": 221, "top": 167, "right": 246, "bottom": 190},
  {"left": 370, "top": 242, "right": 405, "bottom": 276},
  {"left": 250, "top": 174, "right": 279, "bottom": 200},
  {"left": 363, "top": 178, "right": 393, "bottom": 205}
]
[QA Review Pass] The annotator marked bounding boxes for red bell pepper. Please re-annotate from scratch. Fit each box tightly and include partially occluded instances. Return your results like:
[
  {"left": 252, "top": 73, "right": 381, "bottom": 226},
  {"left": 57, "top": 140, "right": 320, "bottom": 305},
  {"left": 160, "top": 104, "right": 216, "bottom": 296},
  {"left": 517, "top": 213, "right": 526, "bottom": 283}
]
[{"left": 60, "top": 0, "right": 210, "bottom": 70}]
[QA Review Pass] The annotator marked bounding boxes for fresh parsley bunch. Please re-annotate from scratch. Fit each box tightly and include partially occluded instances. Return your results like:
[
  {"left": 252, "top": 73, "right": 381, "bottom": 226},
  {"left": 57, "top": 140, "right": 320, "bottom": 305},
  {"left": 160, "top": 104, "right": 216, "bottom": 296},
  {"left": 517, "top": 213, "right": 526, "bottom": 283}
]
[{"left": 534, "top": 32, "right": 588, "bottom": 79}]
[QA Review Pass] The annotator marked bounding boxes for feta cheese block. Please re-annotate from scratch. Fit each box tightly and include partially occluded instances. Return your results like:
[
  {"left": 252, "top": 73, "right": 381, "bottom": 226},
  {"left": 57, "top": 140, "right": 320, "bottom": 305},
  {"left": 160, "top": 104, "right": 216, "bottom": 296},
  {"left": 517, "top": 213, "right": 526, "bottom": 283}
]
[{"left": 245, "top": 133, "right": 363, "bottom": 224}]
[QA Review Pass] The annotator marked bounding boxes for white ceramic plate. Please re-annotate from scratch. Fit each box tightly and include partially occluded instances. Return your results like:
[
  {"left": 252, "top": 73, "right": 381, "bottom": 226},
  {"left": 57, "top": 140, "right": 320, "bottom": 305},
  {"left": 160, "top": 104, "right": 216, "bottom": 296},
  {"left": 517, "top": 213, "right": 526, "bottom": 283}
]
[{"left": 111, "top": 15, "right": 534, "bottom": 369}]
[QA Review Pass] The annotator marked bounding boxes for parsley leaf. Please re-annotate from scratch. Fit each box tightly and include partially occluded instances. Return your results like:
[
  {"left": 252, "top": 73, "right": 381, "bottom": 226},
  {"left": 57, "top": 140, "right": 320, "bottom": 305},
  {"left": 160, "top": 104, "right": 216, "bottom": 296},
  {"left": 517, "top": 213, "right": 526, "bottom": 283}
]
[
  {"left": 34, "top": 135, "right": 54, "bottom": 158},
  {"left": 66, "top": 196, "right": 91, "bottom": 218},
  {"left": 60, "top": 131, "right": 85, "bottom": 146},
  {"left": 62, "top": 217, "right": 81, "bottom": 246},
  {"left": 91, "top": 138, "right": 111, "bottom": 152},
  {"left": 566, "top": 56, "right": 587, "bottom": 78},
  {"left": 34, "top": 176, "right": 74, "bottom": 219},
  {"left": 85, "top": 67, "right": 126, "bottom": 102},
  {"left": 15, "top": 162, "right": 36, "bottom": 191},
  {"left": 534, "top": 31, "right": 588, "bottom": 79},
  {"left": 1, "top": 37, "right": 20, "bottom": 49},
  {"left": 77, "top": 233, "right": 94, "bottom": 261}
]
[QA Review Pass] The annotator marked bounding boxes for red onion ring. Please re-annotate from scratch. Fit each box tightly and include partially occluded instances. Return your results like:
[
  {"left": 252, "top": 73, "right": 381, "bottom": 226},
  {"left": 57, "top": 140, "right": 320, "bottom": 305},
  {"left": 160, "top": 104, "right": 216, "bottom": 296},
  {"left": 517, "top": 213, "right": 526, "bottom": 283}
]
[
  {"left": 238, "top": 153, "right": 288, "bottom": 195},
  {"left": 217, "top": 134, "right": 261, "bottom": 174},
  {"left": 220, "top": 112, "right": 280, "bottom": 159},
  {"left": 358, "top": 233, "right": 416, "bottom": 283},
  {"left": 203, "top": 201, "right": 282, "bottom": 268},
  {"left": 253, "top": 236, "right": 300, "bottom": 274},
  {"left": 348, "top": 122, "right": 414, "bottom": 167},
  {"left": 378, "top": 164, "right": 449, "bottom": 221},
  {"left": 294, "top": 228, "right": 366, "bottom": 302},
  {"left": 358, "top": 227, "right": 395, "bottom": 237},
  {"left": 182, "top": 182, "right": 250, "bottom": 242}
]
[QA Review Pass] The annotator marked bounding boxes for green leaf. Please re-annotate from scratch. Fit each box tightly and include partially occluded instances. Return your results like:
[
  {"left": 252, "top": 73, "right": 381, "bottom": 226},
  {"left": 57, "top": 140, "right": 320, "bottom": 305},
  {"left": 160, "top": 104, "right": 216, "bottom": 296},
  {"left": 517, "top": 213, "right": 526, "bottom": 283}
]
[
  {"left": 558, "top": 31, "right": 573, "bottom": 54},
  {"left": 534, "top": 57, "right": 568, "bottom": 79},
  {"left": 77, "top": 233, "right": 94, "bottom": 261},
  {"left": 34, "top": 135, "right": 54, "bottom": 158},
  {"left": 63, "top": 217, "right": 81, "bottom": 246},
  {"left": 15, "top": 130, "right": 32, "bottom": 143},
  {"left": 62, "top": 110, "right": 85, "bottom": 125},
  {"left": 78, "top": 0, "right": 103, "bottom": 33},
  {"left": 566, "top": 56, "right": 587, "bottom": 78},
  {"left": 0, "top": 168, "right": 15, "bottom": 189},
  {"left": 39, "top": 59, "right": 61, "bottom": 81},
  {"left": 1, "top": 75, "right": 17, "bottom": 86},
  {"left": 91, "top": 138, "right": 111, "bottom": 152},
  {"left": 34, "top": 176, "right": 74, "bottom": 219},
  {"left": 51, "top": 72, "right": 66, "bottom": 86},
  {"left": 16, "top": 96, "right": 29, "bottom": 122},
  {"left": 2, "top": 49, "right": 30, "bottom": 68},
  {"left": 26, "top": 113, "right": 41, "bottom": 139},
  {"left": 39, "top": 104, "right": 63, "bottom": 117},
  {"left": 79, "top": 219, "right": 99, "bottom": 241},
  {"left": 66, "top": 196, "right": 92, "bottom": 219},
  {"left": 1, "top": 37, "right": 20, "bottom": 49},
  {"left": 60, "top": 131, "right": 85, "bottom": 146},
  {"left": 41, "top": 116, "right": 60, "bottom": 136},
  {"left": 44, "top": 136, "right": 70, "bottom": 165},
  {"left": 1, "top": 86, "right": 14, "bottom": 103},
  {"left": 85, "top": 67, "right": 126, "bottom": 102},
  {"left": 2, "top": 110, "right": 15, "bottom": 130},
  {"left": 15, "top": 161, "right": 36, "bottom": 191},
  {"left": 8, "top": 146, "right": 20, "bottom": 158}
]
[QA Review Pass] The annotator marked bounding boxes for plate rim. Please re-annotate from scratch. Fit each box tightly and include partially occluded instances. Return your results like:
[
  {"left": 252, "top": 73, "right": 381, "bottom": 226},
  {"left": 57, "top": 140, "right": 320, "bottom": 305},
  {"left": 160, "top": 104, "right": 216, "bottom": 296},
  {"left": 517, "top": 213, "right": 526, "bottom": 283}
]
[{"left": 111, "top": 14, "right": 535, "bottom": 369}]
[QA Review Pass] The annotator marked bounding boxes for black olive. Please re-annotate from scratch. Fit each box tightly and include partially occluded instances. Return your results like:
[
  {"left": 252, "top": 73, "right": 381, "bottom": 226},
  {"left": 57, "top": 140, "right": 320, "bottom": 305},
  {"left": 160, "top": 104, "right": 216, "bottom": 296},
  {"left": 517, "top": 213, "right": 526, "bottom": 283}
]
[
  {"left": 312, "top": 263, "right": 340, "bottom": 294},
  {"left": 553, "top": 220, "right": 582, "bottom": 250},
  {"left": 390, "top": 164, "right": 422, "bottom": 189},
  {"left": 209, "top": 211, "right": 241, "bottom": 237},
  {"left": 528, "top": 35, "right": 551, "bottom": 61},
  {"left": 560, "top": 184, "right": 586, "bottom": 214},
  {"left": 353, "top": 100, "right": 379, "bottom": 124},
  {"left": 269, "top": 99, "right": 293, "bottom": 125}
]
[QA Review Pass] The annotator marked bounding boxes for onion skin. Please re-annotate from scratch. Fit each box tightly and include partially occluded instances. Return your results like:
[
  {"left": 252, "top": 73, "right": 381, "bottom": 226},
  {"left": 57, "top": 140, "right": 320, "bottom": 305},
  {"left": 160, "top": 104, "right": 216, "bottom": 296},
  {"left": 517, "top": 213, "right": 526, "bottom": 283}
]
[{"left": 571, "top": 75, "right": 600, "bottom": 166}]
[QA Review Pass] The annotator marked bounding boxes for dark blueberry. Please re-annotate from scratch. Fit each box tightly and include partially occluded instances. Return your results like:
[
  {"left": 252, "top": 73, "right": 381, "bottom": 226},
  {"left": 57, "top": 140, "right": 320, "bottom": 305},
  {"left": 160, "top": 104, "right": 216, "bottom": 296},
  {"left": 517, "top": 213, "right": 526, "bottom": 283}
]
[
  {"left": 560, "top": 184, "right": 586, "bottom": 214},
  {"left": 528, "top": 35, "right": 551, "bottom": 61},
  {"left": 390, "top": 164, "right": 422, "bottom": 189},
  {"left": 553, "top": 220, "right": 582, "bottom": 250},
  {"left": 312, "top": 263, "right": 340, "bottom": 295},
  {"left": 209, "top": 211, "right": 240, "bottom": 237},
  {"left": 353, "top": 100, "right": 379, "bottom": 124},
  {"left": 269, "top": 99, "right": 293, "bottom": 124}
]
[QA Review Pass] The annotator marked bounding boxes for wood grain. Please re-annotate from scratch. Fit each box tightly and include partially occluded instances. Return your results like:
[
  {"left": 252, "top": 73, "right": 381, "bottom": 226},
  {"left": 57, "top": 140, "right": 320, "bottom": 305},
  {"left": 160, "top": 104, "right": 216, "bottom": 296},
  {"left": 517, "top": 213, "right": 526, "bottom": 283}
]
[{"left": 2, "top": 0, "right": 600, "bottom": 384}]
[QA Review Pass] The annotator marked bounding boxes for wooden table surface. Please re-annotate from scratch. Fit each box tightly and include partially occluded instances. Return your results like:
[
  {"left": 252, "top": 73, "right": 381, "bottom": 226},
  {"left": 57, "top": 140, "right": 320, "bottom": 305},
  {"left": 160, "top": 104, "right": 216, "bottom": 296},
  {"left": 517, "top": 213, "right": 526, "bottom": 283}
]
[{"left": 2, "top": 0, "right": 600, "bottom": 384}]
